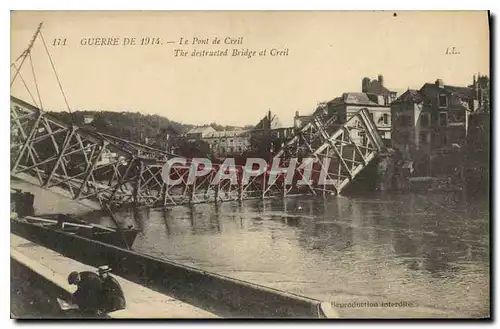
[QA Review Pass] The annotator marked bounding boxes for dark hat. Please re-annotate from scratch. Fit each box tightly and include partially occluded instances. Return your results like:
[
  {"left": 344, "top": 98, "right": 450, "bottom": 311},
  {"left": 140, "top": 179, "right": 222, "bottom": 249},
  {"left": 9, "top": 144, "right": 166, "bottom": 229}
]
[{"left": 67, "top": 271, "right": 80, "bottom": 285}]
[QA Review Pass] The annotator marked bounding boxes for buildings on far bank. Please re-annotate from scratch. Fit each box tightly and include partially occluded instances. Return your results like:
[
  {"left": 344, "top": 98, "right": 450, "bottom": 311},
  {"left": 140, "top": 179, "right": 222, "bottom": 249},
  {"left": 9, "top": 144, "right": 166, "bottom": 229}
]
[
  {"left": 185, "top": 125, "right": 250, "bottom": 156},
  {"left": 310, "top": 75, "right": 396, "bottom": 146},
  {"left": 185, "top": 110, "right": 295, "bottom": 157},
  {"left": 185, "top": 126, "right": 217, "bottom": 141},
  {"left": 252, "top": 110, "right": 294, "bottom": 152},
  {"left": 326, "top": 92, "right": 392, "bottom": 145},
  {"left": 203, "top": 130, "right": 251, "bottom": 157},
  {"left": 192, "top": 74, "right": 400, "bottom": 158},
  {"left": 180, "top": 73, "right": 489, "bottom": 171},
  {"left": 292, "top": 75, "right": 396, "bottom": 146},
  {"left": 390, "top": 75, "right": 488, "bottom": 176}
]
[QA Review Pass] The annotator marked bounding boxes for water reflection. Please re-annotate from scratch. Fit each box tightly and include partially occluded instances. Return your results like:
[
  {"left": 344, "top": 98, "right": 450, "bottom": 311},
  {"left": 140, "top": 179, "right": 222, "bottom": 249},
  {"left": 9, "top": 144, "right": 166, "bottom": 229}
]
[{"left": 106, "top": 191, "right": 488, "bottom": 317}]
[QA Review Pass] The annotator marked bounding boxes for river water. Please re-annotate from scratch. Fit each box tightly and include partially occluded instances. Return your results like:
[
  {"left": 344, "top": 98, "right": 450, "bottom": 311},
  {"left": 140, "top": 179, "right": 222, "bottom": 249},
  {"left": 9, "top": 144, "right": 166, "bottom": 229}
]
[{"left": 13, "top": 180, "right": 490, "bottom": 318}]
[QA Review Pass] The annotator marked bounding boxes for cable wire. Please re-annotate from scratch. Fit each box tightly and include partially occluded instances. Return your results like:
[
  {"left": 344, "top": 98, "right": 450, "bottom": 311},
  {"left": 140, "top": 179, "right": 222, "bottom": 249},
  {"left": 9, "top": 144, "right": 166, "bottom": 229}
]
[
  {"left": 39, "top": 30, "right": 74, "bottom": 123},
  {"left": 29, "top": 52, "right": 44, "bottom": 110},
  {"left": 11, "top": 63, "right": 39, "bottom": 108}
]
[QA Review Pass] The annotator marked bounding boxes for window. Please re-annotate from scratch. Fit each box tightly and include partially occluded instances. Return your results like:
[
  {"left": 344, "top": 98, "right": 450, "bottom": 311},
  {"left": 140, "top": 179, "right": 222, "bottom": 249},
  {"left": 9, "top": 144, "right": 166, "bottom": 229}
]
[
  {"left": 449, "top": 110, "right": 465, "bottom": 123},
  {"left": 369, "top": 112, "right": 374, "bottom": 121},
  {"left": 439, "top": 113, "right": 448, "bottom": 126},
  {"left": 438, "top": 94, "right": 448, "bottom": 108},
  {"left": 377, "top": 114, "right": 390, "bottom": 125},
  {"left": 420, "top": 113, "right": 429, "bottom": 127},
  {"left": 419, "top": 133, "right": 428, "bottom": 144}
]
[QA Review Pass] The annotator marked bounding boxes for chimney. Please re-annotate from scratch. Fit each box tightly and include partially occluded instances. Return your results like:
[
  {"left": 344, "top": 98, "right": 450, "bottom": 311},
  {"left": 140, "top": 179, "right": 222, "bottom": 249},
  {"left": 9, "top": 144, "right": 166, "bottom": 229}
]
[
  {"left": 295, "top": 110, "right": 299, "bottom": 118},
  {"left": 473, "top": 75, "right": 479, "bottom": 100},
  {"left": 378, "top": 74, "right": 384, "bottom": 86},
  {"left": 435, "top": 79, "right": 444, "bottom": 88},
  {"left": 267, "top": 109, "right": 272, "bottom": 130},
  {"left": 362, "top": 77, "right": 370, "bottom": 93}
]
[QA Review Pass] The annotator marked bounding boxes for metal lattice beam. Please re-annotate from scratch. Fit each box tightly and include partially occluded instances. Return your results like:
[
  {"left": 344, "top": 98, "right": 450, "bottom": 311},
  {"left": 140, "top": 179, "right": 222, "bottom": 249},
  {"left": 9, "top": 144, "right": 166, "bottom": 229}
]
[{"left": 11, "top": 97, "right": 384, "bottom": 209}]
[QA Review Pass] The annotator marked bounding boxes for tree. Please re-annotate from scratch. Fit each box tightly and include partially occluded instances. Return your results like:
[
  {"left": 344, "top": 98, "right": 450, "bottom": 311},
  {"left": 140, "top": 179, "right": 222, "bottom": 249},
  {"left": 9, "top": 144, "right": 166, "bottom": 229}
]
[
  {"left": 246, "top": 131, "right": 282, "bottom": 159},
  {"left": 171, "top": 138, "right": 212, "bottom": 158},
  {"left": 47, "top": 110, "right": 189, "bottom": 150},
  {"left": 477, "top": 75, "right": 490, "bottom": 113}
]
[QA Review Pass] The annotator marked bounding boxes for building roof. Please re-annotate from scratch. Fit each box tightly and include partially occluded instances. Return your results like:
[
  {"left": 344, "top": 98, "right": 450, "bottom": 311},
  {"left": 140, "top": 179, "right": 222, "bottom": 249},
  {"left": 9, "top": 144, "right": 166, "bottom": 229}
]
[
  {"left": 186, "top": 126, "right": 216, "bottom": 135},
  {"left": 392, "top": 89, "right": 424, "bottom": 105},
  {"left": 203, "top": 130, "right": 250, "bottom": 138},
  {"left": 439, "top": 85, "right": 475, "bottom": 100},
  {"left": 420, "top": 83, "right": 476, "bottom": 101},
  {"left": 253, "top": 111, "right": 282, "bottom": 130},
  {"left": 327, "top": 93, "right": 380, "bottom": 107},
  {"left": 392, "top": 82, "right": 476, "bottom": 111}
]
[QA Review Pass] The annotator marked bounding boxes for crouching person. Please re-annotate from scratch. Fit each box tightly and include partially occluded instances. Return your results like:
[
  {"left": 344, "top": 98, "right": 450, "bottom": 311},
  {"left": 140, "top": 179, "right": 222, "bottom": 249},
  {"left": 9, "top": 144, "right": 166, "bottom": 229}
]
[
  {"left": 98, "top": 265, "right": 126, "bottom": 313},
  {"left": 67, "top": 270, "right": 105, "bottom": 317}
]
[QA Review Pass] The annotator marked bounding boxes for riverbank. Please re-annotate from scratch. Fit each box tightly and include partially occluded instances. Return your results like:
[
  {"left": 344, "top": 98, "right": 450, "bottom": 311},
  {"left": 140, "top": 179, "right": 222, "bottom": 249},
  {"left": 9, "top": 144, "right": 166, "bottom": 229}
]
[
  {"left": 11, "top": 234, "right": 219, "bottom": 319},
  {"left": 11, "top": 259, "right": 75, "bottom": 319},
  {"left": 10, "top": 179, "right": 490, "bottom": 318}
]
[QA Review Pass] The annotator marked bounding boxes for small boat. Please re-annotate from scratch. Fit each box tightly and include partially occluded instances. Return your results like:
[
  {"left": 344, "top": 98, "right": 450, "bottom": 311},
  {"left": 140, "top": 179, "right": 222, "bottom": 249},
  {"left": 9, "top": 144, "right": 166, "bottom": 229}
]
[
  {"left": 11, "top": 214, "right": 139, "bottom": 249},
  {"left": 10, "top": 189, "right": 139, "bottom": 249}
]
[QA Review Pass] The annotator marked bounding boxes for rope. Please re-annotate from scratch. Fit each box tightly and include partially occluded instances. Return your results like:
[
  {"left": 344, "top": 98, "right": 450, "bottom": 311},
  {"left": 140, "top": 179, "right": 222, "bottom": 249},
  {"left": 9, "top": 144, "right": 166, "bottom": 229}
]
[
  {"left": 10, "top": 22, "right": 43, "bottom": 87},
  {"left": 39, "top": 30, "right": 74, "bottom": 124},
  {"left": 29, "top": 52, "right": 43, "bottom": 110},
  {"left": 11, "top": 63, "right": 39, "bottom": 108},
  {"left": 10, "top": 53, "right": 29, "bottom": 87}
]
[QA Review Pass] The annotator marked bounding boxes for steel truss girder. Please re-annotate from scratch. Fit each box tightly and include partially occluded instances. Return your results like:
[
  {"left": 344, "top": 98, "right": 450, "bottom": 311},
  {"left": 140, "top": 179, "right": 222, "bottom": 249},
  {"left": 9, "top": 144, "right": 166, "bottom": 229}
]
[
  {"left": 273, "top": 108, "right": 385, "bottom": 196},
  {"left": 11, "top": 98, "right": 384, "bottom": 209}
]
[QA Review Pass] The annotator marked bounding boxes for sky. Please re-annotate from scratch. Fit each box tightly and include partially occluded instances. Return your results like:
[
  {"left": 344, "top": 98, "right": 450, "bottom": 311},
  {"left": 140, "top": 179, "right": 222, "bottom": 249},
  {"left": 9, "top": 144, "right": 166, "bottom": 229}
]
[{"left": 10, "top": 11, "right": 489, "bottom": 127}]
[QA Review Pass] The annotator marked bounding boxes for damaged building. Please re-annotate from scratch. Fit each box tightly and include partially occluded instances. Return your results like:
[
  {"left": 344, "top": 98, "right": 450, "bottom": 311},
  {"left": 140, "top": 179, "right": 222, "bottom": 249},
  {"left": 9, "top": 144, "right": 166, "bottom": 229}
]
[{"left": 391, "top": 77, "right": 485, "bottom": 176}]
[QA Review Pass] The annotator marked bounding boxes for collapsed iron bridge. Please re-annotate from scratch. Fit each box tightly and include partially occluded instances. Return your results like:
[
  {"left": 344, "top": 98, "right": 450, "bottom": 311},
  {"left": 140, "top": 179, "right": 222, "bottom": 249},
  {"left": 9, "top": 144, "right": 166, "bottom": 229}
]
[
  {"left": 10, "top": 23, "right": 385, "bottom": 210},
  {"left": 10, "top": 96, "right": 385, "bottom": 209}
]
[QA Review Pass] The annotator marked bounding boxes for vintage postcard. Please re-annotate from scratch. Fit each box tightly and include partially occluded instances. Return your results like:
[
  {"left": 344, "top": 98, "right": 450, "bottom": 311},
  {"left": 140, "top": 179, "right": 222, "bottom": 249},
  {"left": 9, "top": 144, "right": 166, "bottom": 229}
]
[{"left": 10, "top": 11, "right": 490, "bottom": 319}]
